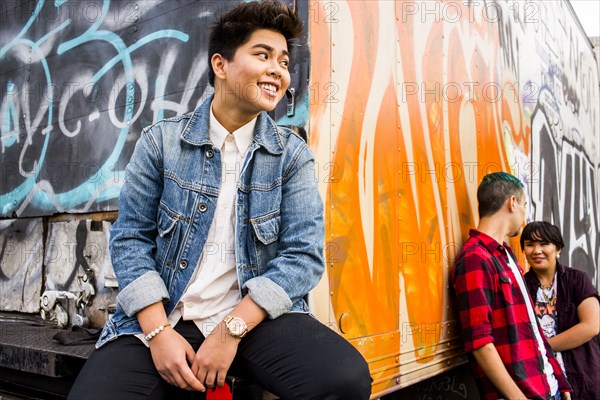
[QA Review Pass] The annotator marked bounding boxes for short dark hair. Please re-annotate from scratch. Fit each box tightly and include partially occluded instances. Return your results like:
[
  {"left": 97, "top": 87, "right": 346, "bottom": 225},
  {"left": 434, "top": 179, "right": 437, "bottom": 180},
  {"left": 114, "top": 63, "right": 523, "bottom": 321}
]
[
  {"left": 477, "top": 172, "right": 525, "bottom": 218},
  {"left": 520, "top": 221, "right": 565, "bottom": 251},
  {"left": 208, "top": 0, "right": 304, "bottom": 86}
]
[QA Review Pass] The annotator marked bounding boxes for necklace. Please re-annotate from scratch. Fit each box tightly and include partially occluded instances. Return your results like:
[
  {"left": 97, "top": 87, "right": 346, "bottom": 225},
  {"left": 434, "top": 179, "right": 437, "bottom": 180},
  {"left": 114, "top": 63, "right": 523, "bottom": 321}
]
[
  {"left": 539, "top": 273, "right": 557, "bottom": 306},
  {"left": 541, "top": 287, "right": 556, "bottom": 306},
  {"left": 539, "top": 276, "right": 554, "bottom": 291}
]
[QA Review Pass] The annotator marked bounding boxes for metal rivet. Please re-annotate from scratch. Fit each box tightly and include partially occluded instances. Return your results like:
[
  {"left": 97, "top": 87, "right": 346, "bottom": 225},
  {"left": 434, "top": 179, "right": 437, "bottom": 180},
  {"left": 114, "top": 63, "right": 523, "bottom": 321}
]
[
  {"left": 179, "top": 260, "right": 188, "bottom": 269},
  {"left": 198, "top": 203, "right": 207, "bottom": 212},
  {"left": 205, "top": 149, "right": 214, "bottom": 158}
]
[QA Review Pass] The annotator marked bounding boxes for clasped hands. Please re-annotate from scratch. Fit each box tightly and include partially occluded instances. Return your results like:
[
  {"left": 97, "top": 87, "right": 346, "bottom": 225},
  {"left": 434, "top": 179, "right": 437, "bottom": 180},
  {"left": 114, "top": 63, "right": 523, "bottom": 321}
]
[{"left": 149, "top": 322, "right": 239, "bottom": 392}]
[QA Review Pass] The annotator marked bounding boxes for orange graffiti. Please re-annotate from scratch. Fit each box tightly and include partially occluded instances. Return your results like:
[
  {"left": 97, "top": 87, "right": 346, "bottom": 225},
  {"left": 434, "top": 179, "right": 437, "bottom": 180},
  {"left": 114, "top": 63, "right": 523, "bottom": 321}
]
[{"left": 306, "top": 1, "right": 588, "bottom": 397}]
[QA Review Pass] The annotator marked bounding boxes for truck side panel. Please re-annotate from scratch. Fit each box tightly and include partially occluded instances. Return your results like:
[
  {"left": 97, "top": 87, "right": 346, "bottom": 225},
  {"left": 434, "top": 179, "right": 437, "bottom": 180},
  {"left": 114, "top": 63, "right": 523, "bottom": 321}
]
[
  {"left": 0, "top": 1, "right": 598, "bottom": 398},
  {"left": 308, "top": 1, "right": 599, "bottom": 397}
]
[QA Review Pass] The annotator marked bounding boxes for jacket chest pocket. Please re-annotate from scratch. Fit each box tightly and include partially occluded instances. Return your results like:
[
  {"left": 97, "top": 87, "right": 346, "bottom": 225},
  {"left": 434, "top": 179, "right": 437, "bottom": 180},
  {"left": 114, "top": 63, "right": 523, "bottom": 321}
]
[
  {"left": 156, "top": 206, "right": 181, "bottom": 270},
  {"left": 498, "top": 273, "right": 515, "bottom": 305},
  {"left": 248, "top": 211, "right": 281, "bottom": 272},
  {"left": 251, "top": 211, "right": 281, "bottom": 245}
]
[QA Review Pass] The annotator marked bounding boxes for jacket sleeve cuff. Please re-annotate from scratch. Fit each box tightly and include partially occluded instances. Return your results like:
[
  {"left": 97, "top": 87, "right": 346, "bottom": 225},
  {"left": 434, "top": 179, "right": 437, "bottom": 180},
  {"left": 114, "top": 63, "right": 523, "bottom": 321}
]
[
  {"left": 116, "top": 271, "right": 170, "bottom": 317},
  {"left": 243, "top": 276, "right": 293, "bottom": 319}
]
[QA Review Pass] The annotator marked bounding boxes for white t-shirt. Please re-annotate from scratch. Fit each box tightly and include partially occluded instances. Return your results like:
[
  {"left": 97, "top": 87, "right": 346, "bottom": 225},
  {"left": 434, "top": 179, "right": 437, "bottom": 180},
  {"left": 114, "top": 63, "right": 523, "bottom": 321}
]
[{"left": 534, "top": 273, "right": 566, "bottom": 374}]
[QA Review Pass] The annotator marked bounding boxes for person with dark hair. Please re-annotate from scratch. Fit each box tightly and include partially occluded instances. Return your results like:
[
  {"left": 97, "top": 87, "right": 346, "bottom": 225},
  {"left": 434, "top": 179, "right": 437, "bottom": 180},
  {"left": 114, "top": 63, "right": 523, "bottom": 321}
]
[
  {"left": 207, "top": 0, "right": 303, "bottom": 86},
  {"left": 67, "top": 1, "right": 372, "bottom": 399},
  {"left": 521, "top": 221, "right": 600, "bottom": 400},
  {"left": 452, "top": 172, "right": 572, "bottom": 400}
]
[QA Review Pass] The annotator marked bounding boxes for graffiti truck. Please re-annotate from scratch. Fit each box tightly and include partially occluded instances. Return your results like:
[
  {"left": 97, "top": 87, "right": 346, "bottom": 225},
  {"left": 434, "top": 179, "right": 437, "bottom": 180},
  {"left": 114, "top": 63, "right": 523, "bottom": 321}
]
[{"left": 1, "top": 0, "right": 598, "bottom": 398}]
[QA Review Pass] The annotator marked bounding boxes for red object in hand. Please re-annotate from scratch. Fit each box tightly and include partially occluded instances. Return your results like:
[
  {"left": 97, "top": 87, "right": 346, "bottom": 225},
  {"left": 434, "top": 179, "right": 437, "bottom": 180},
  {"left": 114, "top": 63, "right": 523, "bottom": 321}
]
[{"left": 206, "top": 383, "right": 233, "bottom": 400}]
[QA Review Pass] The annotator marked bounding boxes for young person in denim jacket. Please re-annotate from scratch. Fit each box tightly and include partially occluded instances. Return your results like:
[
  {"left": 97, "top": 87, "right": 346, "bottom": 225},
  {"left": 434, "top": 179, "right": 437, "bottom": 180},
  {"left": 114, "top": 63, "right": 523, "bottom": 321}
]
[{"left": 68, "top": 1, "right": 371, "bottom": 399}]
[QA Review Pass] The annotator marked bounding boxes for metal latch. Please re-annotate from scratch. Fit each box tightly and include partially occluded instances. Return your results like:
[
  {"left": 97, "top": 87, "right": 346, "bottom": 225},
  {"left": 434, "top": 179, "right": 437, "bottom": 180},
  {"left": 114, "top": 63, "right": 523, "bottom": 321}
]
[
  {"left": 286, "top": 88, "right": 295, "bottom": 117},
  {"left": 40, "top": 270, "right": 96, "bottom": 328}
]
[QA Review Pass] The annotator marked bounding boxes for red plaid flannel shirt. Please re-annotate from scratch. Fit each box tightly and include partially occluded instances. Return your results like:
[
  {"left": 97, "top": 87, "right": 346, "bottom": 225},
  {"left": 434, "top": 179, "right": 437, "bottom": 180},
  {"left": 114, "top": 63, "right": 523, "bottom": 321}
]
[{"left": 451, "top": 230, "right": 571, "bottom": 400}]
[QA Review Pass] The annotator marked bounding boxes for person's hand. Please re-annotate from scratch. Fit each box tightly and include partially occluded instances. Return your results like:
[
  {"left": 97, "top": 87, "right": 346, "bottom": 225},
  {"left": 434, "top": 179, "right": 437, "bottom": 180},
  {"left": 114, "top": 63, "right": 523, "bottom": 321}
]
[
  {"left": 191, "top": 322, "right": 239, "bottom": 389},
  {"left": 561, "top": 392, "right": 571, "bottom": 400},
  {"left": 148, "top": 328, "right": 205, "bottom": 392}
]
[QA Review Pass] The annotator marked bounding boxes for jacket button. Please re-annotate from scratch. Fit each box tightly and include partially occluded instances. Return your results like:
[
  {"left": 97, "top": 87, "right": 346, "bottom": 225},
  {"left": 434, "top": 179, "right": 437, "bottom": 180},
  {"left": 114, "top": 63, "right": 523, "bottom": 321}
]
[
  {"left": 205, "top": 149, "right": 214, "bottom": 158},
  {"left": 198, "top": 203, "right": 207, "bottom": 212},
  {"left": 179, "top": 260, "right": 188, "bottom": 269}
]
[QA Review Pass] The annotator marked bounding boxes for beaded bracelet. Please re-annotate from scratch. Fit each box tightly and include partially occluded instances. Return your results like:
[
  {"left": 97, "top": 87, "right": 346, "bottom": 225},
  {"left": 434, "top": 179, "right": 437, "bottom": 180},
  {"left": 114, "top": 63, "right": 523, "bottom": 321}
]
[{"left": 145, "top": 323, "right": 171, "bottom": 341}]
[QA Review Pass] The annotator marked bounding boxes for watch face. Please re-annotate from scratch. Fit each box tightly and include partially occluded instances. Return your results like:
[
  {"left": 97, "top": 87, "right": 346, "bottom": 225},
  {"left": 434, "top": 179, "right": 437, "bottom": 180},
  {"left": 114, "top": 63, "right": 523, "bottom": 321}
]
[{"left": 227, "top": 316, "right": 247, "bottom": 337}]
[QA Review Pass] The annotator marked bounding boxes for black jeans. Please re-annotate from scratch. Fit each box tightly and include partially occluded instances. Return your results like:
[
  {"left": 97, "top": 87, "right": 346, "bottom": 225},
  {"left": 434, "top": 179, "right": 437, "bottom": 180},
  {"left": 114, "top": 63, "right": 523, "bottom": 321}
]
[{"left": 67, "top": 313, "right": 372, "bottom": 400}]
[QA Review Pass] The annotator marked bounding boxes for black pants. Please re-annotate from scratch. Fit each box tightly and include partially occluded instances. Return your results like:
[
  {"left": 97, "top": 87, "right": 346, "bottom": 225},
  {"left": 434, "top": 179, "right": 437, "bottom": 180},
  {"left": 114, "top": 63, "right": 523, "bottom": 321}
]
[{"left": 67, "top": 313, "right": 372, "bottom": 400}]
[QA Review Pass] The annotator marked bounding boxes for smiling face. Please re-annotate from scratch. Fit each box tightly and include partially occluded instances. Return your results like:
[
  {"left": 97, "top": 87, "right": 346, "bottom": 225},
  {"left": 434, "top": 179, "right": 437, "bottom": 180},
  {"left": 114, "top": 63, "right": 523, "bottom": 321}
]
[
  {"left": 519, "top": 222, "right": 565, "bottom": 276},
  {"left": 523, "top": 238, "right": 561, "bottom": 274},
  {"left": 212, "top": 29, "right": 291, "bottom": 122}
]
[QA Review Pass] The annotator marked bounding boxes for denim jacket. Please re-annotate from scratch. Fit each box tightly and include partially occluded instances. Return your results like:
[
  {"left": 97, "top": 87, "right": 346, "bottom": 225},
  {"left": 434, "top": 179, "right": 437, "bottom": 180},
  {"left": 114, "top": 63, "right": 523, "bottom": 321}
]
[{"left": 96, "top": 96, "right": 325, "bottom": 348}]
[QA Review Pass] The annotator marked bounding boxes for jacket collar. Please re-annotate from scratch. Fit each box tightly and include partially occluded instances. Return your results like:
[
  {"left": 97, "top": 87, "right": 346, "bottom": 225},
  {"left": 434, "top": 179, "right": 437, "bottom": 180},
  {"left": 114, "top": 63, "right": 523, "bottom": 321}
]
[
  {"left": 555, "top": 260, "right": 567, "bottom": 276},
  {"left": 180, "top": 95, "right": 284, "bottom": 155}
]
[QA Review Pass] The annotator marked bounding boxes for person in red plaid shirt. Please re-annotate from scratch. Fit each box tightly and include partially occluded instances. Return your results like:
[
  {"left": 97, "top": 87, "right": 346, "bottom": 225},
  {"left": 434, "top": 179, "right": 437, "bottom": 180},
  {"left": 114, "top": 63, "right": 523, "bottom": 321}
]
[{"left": 452, "top": 172, "right": 572, "bottom": 400}]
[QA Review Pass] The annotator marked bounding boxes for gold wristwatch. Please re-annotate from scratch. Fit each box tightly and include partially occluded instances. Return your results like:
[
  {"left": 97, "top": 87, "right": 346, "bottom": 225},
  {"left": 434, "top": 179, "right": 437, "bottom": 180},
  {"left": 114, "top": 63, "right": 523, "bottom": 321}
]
[{"left": 224, "top": 315, "right": 248, "bottom": 338}]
